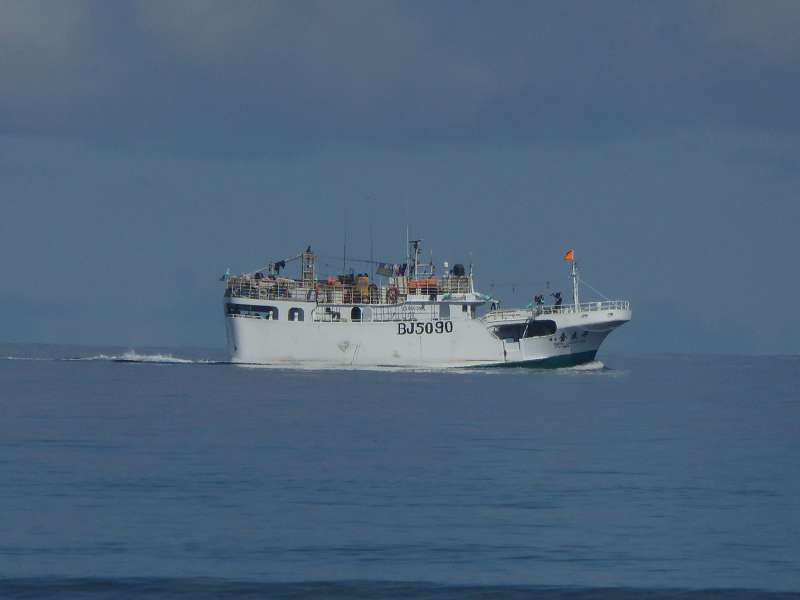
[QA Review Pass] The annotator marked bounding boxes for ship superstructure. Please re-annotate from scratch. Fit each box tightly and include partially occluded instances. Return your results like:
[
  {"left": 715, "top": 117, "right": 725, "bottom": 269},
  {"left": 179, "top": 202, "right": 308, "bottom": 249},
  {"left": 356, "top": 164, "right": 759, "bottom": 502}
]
[{"left": 223, "top": 242, "right": 630, "bottom": 368}]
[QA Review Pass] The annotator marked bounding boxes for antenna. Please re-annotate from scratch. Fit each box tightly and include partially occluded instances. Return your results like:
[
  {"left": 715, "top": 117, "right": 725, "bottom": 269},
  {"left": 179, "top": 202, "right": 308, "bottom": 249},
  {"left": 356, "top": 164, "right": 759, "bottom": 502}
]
[
  {"left": 343, "top": 211, "right": 348, "bottom": 274},
  {"left": 404, "top": 197, "right": 409, "bottom": 263},
  {"left": 405, "top": 224, "right": 409, "bottom": 271},
  {"left": 369, "top": 209, "right": 374, "bottom": 279}
]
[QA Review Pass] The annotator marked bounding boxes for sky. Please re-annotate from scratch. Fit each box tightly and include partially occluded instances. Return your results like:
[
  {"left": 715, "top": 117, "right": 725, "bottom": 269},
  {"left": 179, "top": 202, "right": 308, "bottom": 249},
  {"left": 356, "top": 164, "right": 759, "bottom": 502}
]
[{"left": 1, "top": 0, "right": 799, "bottom": 355}]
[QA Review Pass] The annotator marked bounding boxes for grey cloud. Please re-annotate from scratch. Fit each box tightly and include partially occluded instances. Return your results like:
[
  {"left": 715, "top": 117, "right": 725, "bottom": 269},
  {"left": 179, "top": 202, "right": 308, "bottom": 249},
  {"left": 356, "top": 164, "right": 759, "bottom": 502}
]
[{"left": 1, "top": 0, "right": 799, "bottom": 153}]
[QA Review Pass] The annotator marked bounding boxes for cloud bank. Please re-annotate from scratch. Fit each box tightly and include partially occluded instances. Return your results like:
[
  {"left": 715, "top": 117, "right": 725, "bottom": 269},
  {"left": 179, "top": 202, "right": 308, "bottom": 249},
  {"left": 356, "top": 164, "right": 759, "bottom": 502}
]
[{"left": 2, "top": 1, "right": 799, "bottom": 152}]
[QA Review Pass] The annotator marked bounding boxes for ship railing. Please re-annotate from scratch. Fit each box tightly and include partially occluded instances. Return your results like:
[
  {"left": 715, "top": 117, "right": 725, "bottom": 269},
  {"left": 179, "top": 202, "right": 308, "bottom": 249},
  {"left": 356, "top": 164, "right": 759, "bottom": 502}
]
[
  {"left": 312, "top": 303, "right": 440, "bottom": 323},
  {"left": 226, "top": 276, "right": 399, "bottom": 305},
  {"left": 368, "top": 304, "right": 439, "bottom": 322},
  {"left": 391, "top": 275, "right": 471, "bottom": 297},
  {"left": 483, "top": 300, "right": 631, "bottom": 323},
  {"left": 225, "top": 274, "right": 475, "bottom": 305},
  {"left": 225, "top": 277, "right": 319, "bottom": 303},
  {"left": 436, "top": 276, "right": 472, "bottom": 294},
  {"left": 316, "top": 285, "right": 391, "bottom": 305}
]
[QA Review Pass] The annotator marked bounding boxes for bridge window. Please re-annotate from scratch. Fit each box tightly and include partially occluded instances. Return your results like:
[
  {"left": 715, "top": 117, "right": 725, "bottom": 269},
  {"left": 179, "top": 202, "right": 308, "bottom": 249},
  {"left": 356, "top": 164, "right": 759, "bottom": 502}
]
[
  {"left": 492, "top": 323, "right": 525, "bottom": 342},
  {"left": 289, "top": 307, "right": 305, "bottom": 322},
  {"left": 225, "top": 303, "right": 278, "bottom": 320},
  {"left": 491, "top": 319, "right": 557, "bottom": 342},
  {"left": 525, "top": 320, "right": 556, "bottom": 337}
]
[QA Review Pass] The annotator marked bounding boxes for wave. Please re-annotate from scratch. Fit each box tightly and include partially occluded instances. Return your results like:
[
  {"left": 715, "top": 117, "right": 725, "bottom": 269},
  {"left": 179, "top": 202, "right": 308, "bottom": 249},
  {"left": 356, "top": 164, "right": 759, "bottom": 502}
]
[
  {"left": 565, "top": 360, "right": 606, "bottom": 371},
  {"left": 0, "top": 578, "right": 794, "bottom": 599},
  {"left": 2, "top": 353, "right": 614, "bottom": 372},
  {"left": 71, "top": 351, "right": 201, "bottom": 364},
  {"left": 234, "top": 361, "right": 468, "bottom": 374},
  {"left": 1, "top": 351, "right": 220, "bottom": 365},
  {"left": 556, "top": 360, "right": 629, "bottom": 377}
]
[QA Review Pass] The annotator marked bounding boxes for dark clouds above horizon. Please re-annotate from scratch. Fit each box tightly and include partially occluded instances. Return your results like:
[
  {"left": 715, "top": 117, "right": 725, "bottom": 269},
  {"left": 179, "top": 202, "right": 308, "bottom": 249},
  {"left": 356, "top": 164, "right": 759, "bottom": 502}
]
[
  {"left": 3, "top": 1, "right": 800, "bottom": 151},
  {"left": 2, "top": 1, "right": 799, "bottom": 354}
]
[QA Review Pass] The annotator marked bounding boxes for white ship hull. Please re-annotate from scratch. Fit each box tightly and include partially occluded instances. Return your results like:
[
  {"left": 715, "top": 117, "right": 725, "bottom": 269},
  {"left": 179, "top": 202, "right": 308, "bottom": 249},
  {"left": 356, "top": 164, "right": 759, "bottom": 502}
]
[{"left": 225, "top": 298, "right": 630, "bottom": 369}]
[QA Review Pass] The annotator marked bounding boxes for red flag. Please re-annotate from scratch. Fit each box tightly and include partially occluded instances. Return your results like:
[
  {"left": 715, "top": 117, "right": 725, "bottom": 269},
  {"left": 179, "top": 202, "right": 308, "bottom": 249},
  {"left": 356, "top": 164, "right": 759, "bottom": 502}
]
[{"left": 563, "top": 249, "right": 574, "bottom": 261}]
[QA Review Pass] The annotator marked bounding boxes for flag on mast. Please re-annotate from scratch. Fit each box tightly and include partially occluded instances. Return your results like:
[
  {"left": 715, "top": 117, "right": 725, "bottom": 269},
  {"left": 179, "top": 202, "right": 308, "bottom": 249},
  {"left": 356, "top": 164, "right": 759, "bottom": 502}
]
[{"left": 563, "top": 249, "right": 575, "bottom": 261}]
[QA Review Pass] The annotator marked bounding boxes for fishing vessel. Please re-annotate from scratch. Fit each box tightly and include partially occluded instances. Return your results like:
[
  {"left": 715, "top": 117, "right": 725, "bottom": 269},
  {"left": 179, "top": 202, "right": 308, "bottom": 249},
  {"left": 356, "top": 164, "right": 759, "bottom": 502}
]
[{"left": 223, "top": 241, "right": 630, "bottom": 368}]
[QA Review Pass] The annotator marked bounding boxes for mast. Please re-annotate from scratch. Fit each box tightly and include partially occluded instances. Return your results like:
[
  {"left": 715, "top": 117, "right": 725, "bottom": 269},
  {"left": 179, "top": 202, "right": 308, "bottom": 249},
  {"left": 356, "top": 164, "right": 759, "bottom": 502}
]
[
  {"left": 408, "top": 239, "right": 422, "bottom": 279},
  {"left": 302, "top": 247, "right": 315, "bottom": 283},
  {"left": 405, "top": 225, "right": 409, "bottom": 273},
  {"left": 369, "top": 215, "right": 374, "bottom": 280},
  {"left": 343, "top": 214, "right": 348, "bottom": 274},
  {"left": 571, "top": 259, "right": 580, "bottom": 308}
]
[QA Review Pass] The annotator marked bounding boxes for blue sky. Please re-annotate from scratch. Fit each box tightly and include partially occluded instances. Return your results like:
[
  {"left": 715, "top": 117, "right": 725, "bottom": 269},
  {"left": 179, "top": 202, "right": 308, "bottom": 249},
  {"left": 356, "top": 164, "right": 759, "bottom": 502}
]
[{"left": 1, "top": 1, "right": 799, "bottom": 354}]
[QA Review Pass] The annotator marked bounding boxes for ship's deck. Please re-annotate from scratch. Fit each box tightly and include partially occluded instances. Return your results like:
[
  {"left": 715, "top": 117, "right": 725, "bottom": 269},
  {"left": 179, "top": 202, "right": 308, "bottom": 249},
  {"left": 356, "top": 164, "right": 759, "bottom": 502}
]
[
  {"left": 483, "top": 300, "right": 631, "bottom": 324},
  {"left": 225, "top": 274, "right": 473, "bottom": 305}
]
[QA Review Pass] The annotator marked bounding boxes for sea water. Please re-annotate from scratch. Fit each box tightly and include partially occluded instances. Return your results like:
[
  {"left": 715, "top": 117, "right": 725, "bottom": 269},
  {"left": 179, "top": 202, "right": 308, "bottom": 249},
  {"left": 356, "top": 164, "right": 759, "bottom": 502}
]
[{"left": 0, "top": 344, "right": 798, "bottom": 598}]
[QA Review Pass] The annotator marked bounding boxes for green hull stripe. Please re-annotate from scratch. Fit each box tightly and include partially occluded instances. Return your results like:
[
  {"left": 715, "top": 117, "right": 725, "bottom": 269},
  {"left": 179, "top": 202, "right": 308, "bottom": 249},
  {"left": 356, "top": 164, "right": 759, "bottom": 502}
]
[{"left": 477, "top": 350, "right": 598, "bottom": 369}]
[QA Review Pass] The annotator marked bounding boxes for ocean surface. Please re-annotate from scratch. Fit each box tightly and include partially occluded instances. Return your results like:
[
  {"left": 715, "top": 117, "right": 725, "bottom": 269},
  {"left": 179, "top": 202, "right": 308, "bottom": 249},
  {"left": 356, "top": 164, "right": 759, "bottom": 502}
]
[{"left": 0, "top": 343, "right": 798, "bottom": 598}]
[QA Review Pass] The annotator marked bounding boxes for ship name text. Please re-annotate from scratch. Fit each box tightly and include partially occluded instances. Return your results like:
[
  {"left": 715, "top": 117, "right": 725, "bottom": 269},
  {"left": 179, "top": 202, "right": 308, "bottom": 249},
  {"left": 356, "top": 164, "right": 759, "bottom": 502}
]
[{"left": 397, "top": 321, "right": 454, "bottom": 335}]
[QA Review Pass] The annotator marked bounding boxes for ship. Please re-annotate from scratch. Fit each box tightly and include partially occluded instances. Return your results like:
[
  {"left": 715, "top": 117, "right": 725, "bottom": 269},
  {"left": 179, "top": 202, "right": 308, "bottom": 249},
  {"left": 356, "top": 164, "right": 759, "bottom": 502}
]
[{"left": 223, "top": 241, "right": 631, "bottom": 368}]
